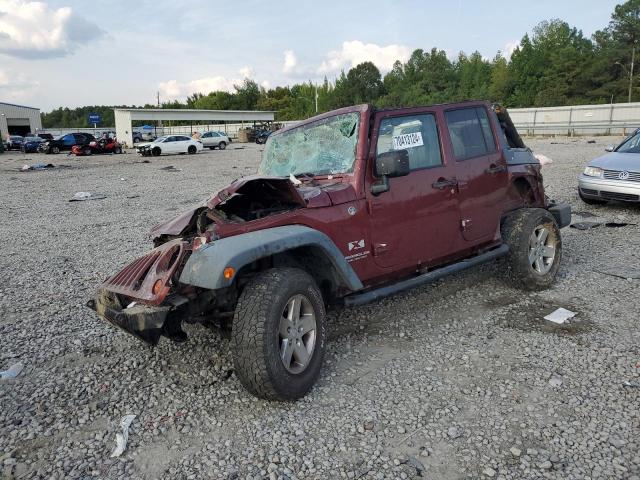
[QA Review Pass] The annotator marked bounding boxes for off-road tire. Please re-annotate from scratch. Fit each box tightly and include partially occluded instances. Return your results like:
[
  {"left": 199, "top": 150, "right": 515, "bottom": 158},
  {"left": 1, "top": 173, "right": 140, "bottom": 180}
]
[
  {"left": 232, "top": 268, "right": 326, "bottom": 401},
  {"left": 501, "top": 208, "right": 562, "bottom": 290},
  {"left": 187, "top": 145, "right": 197, "bottom": 154},
  {"left": 218, "top": 141, "right": 226, "bottom": 150},
  {"left": 151, "top": 147, "right": 161, "bottom": 156},
  {"left": 579, "top": 190, "right": 607, "bottom": 205}
]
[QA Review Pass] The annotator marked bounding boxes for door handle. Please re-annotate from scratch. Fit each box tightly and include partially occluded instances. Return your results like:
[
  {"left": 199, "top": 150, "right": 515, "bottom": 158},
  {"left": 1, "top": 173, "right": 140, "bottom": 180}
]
[
  {"left": 485, "top": 164, "right": 506, "bottom": 174},
  {"left": 432, "top": 178, "right": 458, "bottom": 190}
]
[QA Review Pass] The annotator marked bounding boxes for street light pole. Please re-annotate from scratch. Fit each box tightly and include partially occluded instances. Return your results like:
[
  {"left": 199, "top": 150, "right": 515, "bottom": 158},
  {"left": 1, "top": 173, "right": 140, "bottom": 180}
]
[{"left": 629, "top": 45, "right": 635, "bottom": 103}]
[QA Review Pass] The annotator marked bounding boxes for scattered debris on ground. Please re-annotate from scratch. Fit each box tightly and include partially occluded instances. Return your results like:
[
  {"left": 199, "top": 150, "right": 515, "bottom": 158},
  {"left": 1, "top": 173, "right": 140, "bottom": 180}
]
[
  {"left": 0, "top": 363, "right": 23, "bottom": 379},
  {"left": 20, "top": 163, "right": 55, "bottom": 171},
  {"left": 69, "top": 192, "right": 108, "bottom": 202},
  {"left": 110, "top": 414, "right": 136, "bottom": 458},
  {"left": 570, "top": 221, "right": 602, "bottom": 230},
  {"left": 544, "top": 307, "right": 576, "bottom": 324}
]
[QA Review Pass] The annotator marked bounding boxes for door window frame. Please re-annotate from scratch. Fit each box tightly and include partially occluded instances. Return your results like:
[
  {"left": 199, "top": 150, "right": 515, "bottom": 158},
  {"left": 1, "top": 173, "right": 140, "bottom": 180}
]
[
  {"left": 371, "top": 109, "right": 445, "bottom": 175},
  {"left": 444, "top": 106, "right": 498, "bottom": 162}
]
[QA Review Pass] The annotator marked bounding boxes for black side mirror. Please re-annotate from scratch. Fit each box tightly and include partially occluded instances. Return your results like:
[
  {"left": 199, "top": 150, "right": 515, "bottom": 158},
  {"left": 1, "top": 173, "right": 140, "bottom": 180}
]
[
  {"left": 372, "top": 150, "right": 410, "bottom": 195},
  {"left": 375, "top": 150, "right": 410, "bottom": 177}
]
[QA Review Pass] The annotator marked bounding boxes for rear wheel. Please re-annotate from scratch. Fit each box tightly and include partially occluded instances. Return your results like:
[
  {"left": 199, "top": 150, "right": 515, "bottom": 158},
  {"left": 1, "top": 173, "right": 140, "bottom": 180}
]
[
  {"left": 579, "top": 190, "right": 608, "bottom": 205},
  {"left": 232, "top": 268, "right": 326, "bottom": 400},
  {"left": 501, "top": 208, "right": 562, "bottom": 290},
  {"left": 187, "top": 145, "right": 197, "bottom": 154},
  {"left": 218, "top": 141, "right": 226, "bottom": 150}
]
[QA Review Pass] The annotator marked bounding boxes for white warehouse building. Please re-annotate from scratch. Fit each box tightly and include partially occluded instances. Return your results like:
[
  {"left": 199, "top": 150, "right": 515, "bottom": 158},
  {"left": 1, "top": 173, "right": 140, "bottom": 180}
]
[{"left": 0, "top": 102, "right": 42, "bottom": 138}]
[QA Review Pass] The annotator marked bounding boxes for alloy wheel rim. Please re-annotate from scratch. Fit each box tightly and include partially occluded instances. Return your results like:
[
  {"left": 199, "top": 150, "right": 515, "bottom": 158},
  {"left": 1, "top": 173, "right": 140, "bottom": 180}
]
[
  {"left": 278, "top": 294, "right": 316, "bottom": 374},
  {"left": 528, "top": 225, "right": 556, "bottom": 274}
]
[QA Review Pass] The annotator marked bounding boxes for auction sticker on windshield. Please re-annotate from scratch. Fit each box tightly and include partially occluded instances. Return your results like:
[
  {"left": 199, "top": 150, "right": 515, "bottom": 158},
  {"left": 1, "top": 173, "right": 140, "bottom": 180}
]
[{"left": 392, "top": 132, "right": 423, "bottom": 150}]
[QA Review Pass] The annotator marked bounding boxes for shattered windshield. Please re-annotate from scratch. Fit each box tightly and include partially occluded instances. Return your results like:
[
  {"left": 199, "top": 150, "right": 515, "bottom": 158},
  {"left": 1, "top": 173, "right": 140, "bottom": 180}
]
[{"left": 259, "top": 112, "right": 360, "bottom": 176}]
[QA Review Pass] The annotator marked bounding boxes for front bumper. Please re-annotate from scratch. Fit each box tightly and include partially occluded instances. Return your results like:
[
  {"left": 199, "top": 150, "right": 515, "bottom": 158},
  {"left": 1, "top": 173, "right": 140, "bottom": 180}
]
[
  {"left": 87, "top": 289, "right": 171, "bottom": 345},
  {"left": 548, "top": 201, "right": 571, "bottom": 228},
  {"left": 578, "top": 175, "right": 640, "bottom": 202}
]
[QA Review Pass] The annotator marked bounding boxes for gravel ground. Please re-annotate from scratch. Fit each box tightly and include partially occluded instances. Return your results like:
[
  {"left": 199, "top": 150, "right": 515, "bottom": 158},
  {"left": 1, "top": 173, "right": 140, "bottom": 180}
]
[{"left": 0, "top": 138, "right": 638, "bottom": 480}]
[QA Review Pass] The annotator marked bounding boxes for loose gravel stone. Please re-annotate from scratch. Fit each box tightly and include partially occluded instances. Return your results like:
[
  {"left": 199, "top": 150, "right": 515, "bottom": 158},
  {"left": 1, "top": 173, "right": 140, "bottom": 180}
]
[{"left": 1, "top": 138, "right": 639, "bottom": 478}]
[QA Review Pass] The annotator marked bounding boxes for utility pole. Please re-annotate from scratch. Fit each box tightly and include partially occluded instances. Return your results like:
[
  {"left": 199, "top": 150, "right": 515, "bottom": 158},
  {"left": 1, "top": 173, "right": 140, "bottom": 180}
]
[
  {"left": 157, "top": 91, "right": 160, "bottom": 107},
  {"left": 629, "top": 45, "right": 635, "bottom": 103}
]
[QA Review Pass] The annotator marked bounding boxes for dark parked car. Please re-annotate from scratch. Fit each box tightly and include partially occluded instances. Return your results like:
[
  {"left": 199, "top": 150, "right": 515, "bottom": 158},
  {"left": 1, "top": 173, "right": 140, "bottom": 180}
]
[
  {"left": 37, "top": 133, "right": 54, "bottom": 141},
  {"left": 39, "top": 132, "right": 95, "bottom": 154},
  {"left": 6, "top": 135, "right": 24, "bottom": 150},
  {"left": 21, "top": 136, "right": 45, "bottom": 153},
  {"left": 89, "top": 101, "right": 571, "bottom": 400}
]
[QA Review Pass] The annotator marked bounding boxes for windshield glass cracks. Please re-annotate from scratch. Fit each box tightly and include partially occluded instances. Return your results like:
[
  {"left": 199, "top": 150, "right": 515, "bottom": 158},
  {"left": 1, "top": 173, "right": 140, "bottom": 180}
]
[
  {"left": 616, "top": 132, "right": 640, "bottom": 153},
  {"left": 258, "top": 112, "right": 360, "bottom": 177}
]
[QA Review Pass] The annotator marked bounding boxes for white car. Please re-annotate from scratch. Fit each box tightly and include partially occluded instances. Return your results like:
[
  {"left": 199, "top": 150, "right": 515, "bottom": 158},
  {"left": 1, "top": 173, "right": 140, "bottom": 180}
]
[
  {"left": 136, "top": 135, "right": 203, "bottom": 156},
  {"left": 200, "top": 131, "right": 229, "bottom": 150}
]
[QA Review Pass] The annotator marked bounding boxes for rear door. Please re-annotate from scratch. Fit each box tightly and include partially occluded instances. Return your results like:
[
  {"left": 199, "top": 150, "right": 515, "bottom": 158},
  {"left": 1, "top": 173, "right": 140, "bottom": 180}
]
[
  {"left": 367, "top": 110, "right": 461, "bottom": 268},
  {"left": 201, "top": 132, "right": 213, "bottom": 147},
  {"left": 444, "top": 106, "right": 507, "bottom": 242}
]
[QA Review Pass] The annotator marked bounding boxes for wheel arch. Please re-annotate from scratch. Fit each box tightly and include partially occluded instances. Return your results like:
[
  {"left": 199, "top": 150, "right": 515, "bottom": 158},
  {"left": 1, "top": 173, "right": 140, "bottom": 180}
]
[{"left": 179, "top": 226, "right": 363, "bottom": 298}]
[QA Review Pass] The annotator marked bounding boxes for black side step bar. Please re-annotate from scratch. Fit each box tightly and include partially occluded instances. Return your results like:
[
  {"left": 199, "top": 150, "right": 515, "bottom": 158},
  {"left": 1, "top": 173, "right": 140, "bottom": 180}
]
[{"left": 343, "top": 244, "right": 509, "bottom": 307}]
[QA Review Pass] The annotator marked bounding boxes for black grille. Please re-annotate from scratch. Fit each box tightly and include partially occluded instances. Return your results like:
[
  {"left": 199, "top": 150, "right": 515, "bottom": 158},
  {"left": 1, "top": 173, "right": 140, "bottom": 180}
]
[{"left": 599, "top": 191, "right": 639, "bottom": 201}]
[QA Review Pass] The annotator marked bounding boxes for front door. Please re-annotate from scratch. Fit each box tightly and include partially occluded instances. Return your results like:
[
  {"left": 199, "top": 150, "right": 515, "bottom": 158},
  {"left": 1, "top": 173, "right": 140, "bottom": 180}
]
[
  {"left": 367, "top": 110, "right": 462, "bottom": 269},
  {"left": 444, "top": 106, "right": 508, "bottom": 242}
]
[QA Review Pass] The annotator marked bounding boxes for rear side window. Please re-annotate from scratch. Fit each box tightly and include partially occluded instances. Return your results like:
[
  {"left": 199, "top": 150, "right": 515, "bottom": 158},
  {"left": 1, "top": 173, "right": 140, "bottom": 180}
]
[
  {"left": 445, "top": 107, "right": 496, "bottom": 160},
  {"left": 376, "top": 114, "right": 442, "bottom": 170}
]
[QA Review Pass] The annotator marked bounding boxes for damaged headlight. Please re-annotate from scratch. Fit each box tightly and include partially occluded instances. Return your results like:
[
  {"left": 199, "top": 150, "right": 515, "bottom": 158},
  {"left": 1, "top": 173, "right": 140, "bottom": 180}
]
[{"left": 583, "top": 166, "right": 603, "bottom": 177}]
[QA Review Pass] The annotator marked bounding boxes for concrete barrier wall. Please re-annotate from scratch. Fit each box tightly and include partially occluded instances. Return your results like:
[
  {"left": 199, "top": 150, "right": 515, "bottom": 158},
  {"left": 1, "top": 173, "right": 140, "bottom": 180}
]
[{"left": 509, "top": 102, "right": 640, "bottom": 136}]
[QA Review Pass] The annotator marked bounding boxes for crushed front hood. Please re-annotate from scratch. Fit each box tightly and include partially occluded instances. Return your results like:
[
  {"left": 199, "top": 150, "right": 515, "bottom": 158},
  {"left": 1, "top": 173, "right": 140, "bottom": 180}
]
[{"left": 150, "top": 175, "right": 358, "bottom": 240}]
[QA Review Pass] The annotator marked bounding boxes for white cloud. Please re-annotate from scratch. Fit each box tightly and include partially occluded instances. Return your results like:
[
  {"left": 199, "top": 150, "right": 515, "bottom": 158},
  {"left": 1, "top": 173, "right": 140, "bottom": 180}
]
[
  {"left": 503, "top": 40, "right": 519, "bottom": 59},
  {"left": 283, "top": 50, "right": 297, "bottom": 73},
  {"left": 0, "top": 68, "right": 39, "bottom": 99},
  {"left": 158, "top": 76, "right": 238, "bottom": 100},
  {"left": 0, "top": 0, "right": 105, "bottom": 59},
  {"left": 318, "top": 40, "right": 411, "bottom": 74},
  {"left": 239, "top": 66, "right": 253, "bottom": 78},
  {"left": 260, "top": 80, "right": 270, "bottom": 90}
]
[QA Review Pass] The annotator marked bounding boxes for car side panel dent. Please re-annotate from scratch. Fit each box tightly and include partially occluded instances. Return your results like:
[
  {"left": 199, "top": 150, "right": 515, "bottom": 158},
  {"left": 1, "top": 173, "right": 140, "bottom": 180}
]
[{"left": 179, "top": 225, "right": 364, "bottom": 292}]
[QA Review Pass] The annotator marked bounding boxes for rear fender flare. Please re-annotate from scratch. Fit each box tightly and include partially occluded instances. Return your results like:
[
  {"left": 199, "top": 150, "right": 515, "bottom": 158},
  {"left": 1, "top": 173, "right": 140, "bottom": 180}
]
[{"left": 179, "top": 225, "right": 364, "bottom": 292}]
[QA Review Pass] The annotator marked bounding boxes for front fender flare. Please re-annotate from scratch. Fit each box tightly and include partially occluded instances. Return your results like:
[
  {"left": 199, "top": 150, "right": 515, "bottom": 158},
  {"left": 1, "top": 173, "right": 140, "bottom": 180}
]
[{"left": 179, "top": 225, "right": 364, "bottom": 291}]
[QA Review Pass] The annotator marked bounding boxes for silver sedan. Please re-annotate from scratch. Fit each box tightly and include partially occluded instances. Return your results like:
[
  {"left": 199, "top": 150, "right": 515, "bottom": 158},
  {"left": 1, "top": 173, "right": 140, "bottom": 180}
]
[{"left": 578, "top": 130, "right": 640, "bottom": 204}]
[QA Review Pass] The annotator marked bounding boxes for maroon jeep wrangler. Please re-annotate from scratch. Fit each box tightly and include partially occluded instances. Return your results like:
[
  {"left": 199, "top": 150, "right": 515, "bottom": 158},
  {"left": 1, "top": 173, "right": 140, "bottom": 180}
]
[{"left": 89, "top": 101, "right": 570, "bottom": 400}]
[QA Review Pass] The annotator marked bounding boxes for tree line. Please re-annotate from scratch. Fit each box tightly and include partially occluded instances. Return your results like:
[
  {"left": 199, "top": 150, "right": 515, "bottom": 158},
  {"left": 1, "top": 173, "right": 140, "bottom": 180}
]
[{"left": 42, "top": 0, "right": 640, "bottom": 127}]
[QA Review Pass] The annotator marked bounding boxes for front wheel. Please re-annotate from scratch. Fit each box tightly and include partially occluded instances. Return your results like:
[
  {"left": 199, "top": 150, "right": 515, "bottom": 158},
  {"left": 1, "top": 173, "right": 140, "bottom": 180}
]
[
  {"left": 187, "top": 145, "right": 197, "bottom": 154},
  {"left": 51, "top": 146, "right": 60, "bottom": 154},
  {"left": 218, "top": 141, "right": 226, "bottom": 150},
  {"left": 501, "top": 208, "right": 562, "bottom": 290},
  {"left": 232, "top": 268, "right": 326, "bottom": 400}
]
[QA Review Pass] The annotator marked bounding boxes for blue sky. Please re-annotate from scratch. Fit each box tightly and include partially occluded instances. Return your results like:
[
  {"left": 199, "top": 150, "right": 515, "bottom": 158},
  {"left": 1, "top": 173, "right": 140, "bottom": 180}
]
[{"left": 0, "top": 0, "right": 621, "bottom": 111}]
